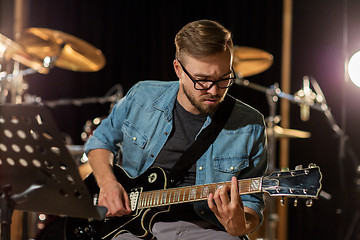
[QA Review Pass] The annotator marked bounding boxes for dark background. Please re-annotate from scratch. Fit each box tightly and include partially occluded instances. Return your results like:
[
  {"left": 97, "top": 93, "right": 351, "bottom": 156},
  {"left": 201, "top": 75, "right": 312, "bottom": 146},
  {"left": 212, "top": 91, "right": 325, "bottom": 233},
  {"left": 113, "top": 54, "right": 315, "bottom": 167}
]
[{"left": 1, "top": 0, "right": 360, "bottom": 239}]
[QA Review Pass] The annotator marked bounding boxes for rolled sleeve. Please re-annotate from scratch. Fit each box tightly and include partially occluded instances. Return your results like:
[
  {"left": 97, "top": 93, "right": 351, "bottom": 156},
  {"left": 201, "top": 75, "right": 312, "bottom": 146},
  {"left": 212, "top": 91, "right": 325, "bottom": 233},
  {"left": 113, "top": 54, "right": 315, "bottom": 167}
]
[
  {"left": 84, "top": 135, "right": 114, "bottom": 155},
  {"left": 241, "top": 192, "right": 265, "bottom": 224}
]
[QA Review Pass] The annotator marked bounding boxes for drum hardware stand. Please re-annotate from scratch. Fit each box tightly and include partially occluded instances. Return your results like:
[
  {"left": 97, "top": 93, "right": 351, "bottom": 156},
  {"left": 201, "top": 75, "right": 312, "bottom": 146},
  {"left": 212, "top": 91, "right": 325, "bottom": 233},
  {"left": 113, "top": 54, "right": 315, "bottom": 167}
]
[
  {"left": 0, "top": 67, "right": 39, "bottom": 104},
  {"left": 0, "top": 104, "right": 107, "bottom": 240},
  {"left": 32, "top": 83, "right": 123, "bottom": 108},
  {"left": 41, "top": 95, "right": 119, "bottom": 108}
]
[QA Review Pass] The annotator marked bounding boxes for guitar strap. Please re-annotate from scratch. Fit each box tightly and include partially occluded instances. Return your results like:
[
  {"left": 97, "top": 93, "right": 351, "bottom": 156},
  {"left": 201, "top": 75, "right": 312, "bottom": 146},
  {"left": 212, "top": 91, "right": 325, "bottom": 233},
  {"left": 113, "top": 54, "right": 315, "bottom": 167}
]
[{"left": 168, "top": 95, "right": 236, "bottom": 186}]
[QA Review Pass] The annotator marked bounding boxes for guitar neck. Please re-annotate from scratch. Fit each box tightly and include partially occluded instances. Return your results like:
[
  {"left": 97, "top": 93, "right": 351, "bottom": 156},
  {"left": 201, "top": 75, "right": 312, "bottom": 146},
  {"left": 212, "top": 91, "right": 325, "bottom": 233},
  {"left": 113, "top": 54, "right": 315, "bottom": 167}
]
[{"left": 137, "top": 177, "right": 263, "bottom": 209}]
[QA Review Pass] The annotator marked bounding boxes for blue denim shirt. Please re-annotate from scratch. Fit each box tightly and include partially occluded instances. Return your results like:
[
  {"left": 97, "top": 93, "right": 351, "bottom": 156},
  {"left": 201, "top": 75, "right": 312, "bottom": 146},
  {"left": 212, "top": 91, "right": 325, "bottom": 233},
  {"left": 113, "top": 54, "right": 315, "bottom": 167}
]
[{"left": 85, "top": 80, "right": 268, "bottom": 229}]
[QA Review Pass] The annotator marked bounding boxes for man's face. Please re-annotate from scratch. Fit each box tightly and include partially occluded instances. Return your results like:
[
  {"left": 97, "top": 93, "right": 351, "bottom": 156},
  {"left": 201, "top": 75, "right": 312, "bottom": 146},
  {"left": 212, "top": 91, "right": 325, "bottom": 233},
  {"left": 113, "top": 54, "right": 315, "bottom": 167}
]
[{"left": 174, "top": 50, "right": 233, "bottom": 115}]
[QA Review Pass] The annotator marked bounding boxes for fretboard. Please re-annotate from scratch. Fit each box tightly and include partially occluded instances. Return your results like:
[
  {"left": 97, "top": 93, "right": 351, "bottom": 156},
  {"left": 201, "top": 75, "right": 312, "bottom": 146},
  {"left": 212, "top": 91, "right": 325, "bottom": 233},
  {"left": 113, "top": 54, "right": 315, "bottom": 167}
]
[{"left": 137, "top": 177, "right": 263, "bottom": 209}]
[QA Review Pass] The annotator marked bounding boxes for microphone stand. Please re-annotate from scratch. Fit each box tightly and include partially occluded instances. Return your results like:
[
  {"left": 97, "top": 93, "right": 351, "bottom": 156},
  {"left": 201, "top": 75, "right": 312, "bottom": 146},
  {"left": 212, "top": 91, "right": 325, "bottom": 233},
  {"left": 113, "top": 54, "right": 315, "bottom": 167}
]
[
  {"left": 309, "top": 74, "right": 360, "bottom": 239},
  {"left": 236, "top": 74, "right": 360, "bottom": 239},
  {"left": 235, "top": 76, "right": 325, "bottom": 240},
  {"left": 235, "top": 77, "right": 280, "bottom": 240}
]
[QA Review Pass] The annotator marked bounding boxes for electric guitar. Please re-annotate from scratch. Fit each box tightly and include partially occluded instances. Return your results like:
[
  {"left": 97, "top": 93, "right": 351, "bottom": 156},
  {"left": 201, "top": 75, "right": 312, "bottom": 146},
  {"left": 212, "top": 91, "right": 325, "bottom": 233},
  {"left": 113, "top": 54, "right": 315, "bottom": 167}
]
[{"left": 65, "top": 164, "right": 322, "bottom": 240}]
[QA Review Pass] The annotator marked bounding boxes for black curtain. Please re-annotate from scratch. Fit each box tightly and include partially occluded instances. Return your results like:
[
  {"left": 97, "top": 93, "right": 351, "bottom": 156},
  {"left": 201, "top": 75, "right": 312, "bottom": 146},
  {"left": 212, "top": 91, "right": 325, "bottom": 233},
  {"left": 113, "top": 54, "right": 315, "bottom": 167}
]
[{"left": 14, "top": 0, "right": 283, "bottom": 146}]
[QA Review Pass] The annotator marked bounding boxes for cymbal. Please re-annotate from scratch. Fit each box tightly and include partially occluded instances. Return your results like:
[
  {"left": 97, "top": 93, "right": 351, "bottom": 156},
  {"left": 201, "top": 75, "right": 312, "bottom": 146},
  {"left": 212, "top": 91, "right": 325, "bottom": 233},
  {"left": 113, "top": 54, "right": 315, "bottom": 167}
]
[
  {"left": 18, "top": 28, "right": 106, "bottom": 72},
  {"left": 0, "top": 33, "right": 48, "bottom": 73},
  {"left": 233, "top": 46, "right": 273, "bottom": 77},
  {"left": 267, "top": 125, "right": 311, "bottom": 139}
]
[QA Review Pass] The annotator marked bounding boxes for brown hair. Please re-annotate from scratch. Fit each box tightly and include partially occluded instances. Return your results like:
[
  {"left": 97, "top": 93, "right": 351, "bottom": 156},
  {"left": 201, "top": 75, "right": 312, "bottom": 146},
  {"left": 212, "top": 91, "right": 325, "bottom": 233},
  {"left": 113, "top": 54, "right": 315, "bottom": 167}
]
[{"left": 175, "top": 19, "right": 233, "bottom": 62}]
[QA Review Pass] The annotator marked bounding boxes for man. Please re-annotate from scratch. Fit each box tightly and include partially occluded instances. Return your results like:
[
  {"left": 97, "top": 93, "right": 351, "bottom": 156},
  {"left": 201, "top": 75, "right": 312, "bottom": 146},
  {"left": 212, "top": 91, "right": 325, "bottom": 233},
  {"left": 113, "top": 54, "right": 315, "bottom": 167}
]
[{"left": 85, "top": 19, "right": 267, "bottom": 239}]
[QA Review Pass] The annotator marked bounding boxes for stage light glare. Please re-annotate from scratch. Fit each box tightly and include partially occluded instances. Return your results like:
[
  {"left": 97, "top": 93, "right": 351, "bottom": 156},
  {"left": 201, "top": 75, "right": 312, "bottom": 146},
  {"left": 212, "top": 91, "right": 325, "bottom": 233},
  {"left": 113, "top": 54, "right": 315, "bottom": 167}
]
[{"left": 348, "top": 51, "right": 360, "bottom": 88}]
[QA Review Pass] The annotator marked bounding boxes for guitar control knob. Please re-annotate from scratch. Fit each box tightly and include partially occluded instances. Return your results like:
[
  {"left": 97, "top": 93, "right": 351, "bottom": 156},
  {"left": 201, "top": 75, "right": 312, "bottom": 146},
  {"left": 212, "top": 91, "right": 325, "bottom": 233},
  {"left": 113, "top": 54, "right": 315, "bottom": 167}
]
[
  {"left": 306, "top": 199, "right": 313, "bottom": 207},
  {"left": 295, "top": 165, "right": 303, "bottom": 170},
  {"left": 294, "top": 198, "right": 298, "bottom": 207},
  {"left": 280, "top": 197, "right": 285, "bottom": 206},
  {"left": 308, "top": 163, "right": 317, "bottom": 168}
]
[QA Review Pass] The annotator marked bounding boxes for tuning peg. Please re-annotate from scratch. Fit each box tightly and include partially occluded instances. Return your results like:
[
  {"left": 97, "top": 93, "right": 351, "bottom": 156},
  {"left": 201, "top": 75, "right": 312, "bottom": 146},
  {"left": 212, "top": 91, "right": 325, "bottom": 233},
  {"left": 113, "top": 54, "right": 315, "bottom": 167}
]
[
  {"left": 281, "top": 167, "right": 290, "bottom": 172},
  {"left": 306, "top": 199, "right": 313, "bottom": 207},
  {"left": 295, "top": 165, "right": 303, "bottom": 170},
  {"left": 280, "top": 197, "right": 285, "bottom": 206},
  {"left": 293, "top": 198, "right": 298, "bottom": 207},
  {"left": 308, "top": 163, "right": 317, "bottom": 168}
]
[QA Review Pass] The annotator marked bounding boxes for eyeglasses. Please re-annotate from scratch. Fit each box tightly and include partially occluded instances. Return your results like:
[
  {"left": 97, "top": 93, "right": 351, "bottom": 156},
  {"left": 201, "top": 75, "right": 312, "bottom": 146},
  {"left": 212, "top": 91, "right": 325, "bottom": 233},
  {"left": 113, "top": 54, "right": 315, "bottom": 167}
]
[{"left": 176, "top": 58, "right": 236, "bottom": 90}]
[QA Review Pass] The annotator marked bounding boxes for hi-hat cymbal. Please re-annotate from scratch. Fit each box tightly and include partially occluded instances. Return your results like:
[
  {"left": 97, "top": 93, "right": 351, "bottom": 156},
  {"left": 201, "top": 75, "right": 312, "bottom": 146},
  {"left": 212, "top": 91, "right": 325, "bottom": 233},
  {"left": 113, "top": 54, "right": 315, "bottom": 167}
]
[
  {"left": 18, "top": 28, "right": 106, "bottom": 72},
  {"left": 267, "top": 125, "right": 311, "bottom": 139},
  {"left": 233, "top": 46, "right": 273, "bottom": 77},
  {"left": 0, "top": 33, "right": 48, "bottom": 73}
]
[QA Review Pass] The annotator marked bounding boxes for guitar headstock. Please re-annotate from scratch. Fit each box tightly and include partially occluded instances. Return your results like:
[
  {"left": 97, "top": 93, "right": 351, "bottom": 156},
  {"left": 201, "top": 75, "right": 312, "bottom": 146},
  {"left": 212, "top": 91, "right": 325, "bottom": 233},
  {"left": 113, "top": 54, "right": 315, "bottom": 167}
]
[{"left": 262, "top": 164, "right": 322, "bottom": 206}]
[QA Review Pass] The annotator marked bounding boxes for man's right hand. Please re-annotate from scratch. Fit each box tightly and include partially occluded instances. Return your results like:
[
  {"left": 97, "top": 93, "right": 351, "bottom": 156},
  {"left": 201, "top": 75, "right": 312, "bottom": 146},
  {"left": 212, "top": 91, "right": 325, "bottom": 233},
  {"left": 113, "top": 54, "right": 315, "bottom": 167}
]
[
  {"left": 87, "top": 148, "right": 132, "bottom": 217},
  {"left": 98, "top": 179, "right": 132, "bottom": 217}
]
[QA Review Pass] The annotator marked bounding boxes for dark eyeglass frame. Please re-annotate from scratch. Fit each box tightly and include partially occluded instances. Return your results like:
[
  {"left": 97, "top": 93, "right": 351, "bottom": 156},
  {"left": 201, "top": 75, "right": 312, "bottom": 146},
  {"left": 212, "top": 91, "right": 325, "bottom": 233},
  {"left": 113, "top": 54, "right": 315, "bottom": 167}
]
[{"left": 176, "top": 58, "right": 236, "bottom": 90}]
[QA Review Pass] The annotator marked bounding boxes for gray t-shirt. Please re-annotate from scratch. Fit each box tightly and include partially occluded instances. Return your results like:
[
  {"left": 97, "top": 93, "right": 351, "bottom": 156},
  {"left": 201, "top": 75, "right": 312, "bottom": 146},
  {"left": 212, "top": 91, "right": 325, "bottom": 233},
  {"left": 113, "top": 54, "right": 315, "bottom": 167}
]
[{"left": 153, "top": 100, "right": 207, "bottom": 186}]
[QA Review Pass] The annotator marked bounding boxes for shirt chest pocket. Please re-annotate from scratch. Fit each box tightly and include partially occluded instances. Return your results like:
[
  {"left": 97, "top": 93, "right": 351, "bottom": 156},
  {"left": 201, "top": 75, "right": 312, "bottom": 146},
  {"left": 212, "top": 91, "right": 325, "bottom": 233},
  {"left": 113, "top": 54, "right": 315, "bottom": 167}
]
[
  {"left": 122, "top": 121, "right": 148, "bottom": 149},
  {"left": 214, "top": 156, "right": 249, "bottom": 174}
]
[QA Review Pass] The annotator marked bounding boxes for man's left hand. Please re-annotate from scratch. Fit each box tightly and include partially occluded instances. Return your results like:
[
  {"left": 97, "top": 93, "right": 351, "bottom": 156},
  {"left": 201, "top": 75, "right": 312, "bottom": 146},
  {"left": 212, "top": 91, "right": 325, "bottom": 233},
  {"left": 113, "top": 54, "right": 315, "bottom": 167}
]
[{"left": 207, "top": 176, "right": 258, "bottom": 236}]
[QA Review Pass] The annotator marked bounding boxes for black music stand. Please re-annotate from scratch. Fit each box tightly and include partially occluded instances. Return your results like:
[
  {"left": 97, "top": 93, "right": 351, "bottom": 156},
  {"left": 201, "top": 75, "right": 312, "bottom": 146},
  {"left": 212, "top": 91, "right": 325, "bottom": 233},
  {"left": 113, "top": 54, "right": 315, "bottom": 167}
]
[{"left": 0, "top": 104, "right": 107, "bottom": 240}]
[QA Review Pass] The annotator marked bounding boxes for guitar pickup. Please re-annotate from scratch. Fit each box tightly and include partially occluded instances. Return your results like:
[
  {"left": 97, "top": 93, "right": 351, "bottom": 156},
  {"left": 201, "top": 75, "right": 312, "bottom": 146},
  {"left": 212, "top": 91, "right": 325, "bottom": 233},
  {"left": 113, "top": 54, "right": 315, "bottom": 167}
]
[{"left": 129, "top": 188, "right": 143, "bottom": 212}]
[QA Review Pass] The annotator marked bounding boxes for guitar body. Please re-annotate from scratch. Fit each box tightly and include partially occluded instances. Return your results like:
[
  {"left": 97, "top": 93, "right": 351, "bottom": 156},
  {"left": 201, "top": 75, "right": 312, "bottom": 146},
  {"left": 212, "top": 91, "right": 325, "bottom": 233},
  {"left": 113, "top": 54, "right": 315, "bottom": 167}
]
[{"left": 65, "top": 166, "right": 169, "bottom": 240}]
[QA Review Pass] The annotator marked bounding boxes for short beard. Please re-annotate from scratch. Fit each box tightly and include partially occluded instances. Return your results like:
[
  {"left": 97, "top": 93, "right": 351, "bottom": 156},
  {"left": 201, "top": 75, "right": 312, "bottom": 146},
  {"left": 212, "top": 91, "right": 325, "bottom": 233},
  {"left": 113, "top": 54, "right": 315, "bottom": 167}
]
[{"left": 181, "top": 82, "right": 224, "bottom": 115}]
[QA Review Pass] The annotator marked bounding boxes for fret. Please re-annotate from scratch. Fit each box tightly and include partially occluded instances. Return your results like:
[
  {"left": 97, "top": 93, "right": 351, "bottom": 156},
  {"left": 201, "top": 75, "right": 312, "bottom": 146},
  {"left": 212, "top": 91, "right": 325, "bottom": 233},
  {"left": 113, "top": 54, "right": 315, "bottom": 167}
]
[
  {"left": 172, "top": 189, "right": 177, "bottom": 203},
  {"left": 138, "top": 195, "right": 142, "bottom": 208},
  {"left": 168, "top": 190, "right": 172, "bottom": 204},
  {"left": 139, "top": 194, "right": 144, "bottom": 208},
  {"left": 144, "top": 193, "right": 149, "bottom": 207},
  {"left": 144, "top": 193, "right": 148, "bottom": 207},
  {"left": 174, "top": 189, "right": 180, "bottom": 203},
  {"left": 182, "top": 187, "right": 187, "bottom": 202},
  {"left": 147, "top": 193, "right": 151, "bottom": 207},
  {"left": 151, "top": 193, "right": 155, "bottom": 206},
  {"left": 189, "top": 187, "right": 196, "bottom": 200},
  {"left": 158, "top": 191, "right": 162, "bottom": 205},
  {"left": 149, "top": 192, "right": 154, "bottom": 207},
  {"left": 154, "top": 192, "right": 160, "bottom": 206},
  {"left": 158, "top": 192, "right": 162, "bottom": 205},
  {"left": 177, "top": 188, "right": 182, "bottom": 202},
  {"left": 202, "top": 185, "right": 209, "bottom": 199},
  {"left": 141, "top": 193, "right": 146, "bottom": 208},
  {"left": 143, "top": 193, "right": 148, "bottom": 207},
  {"left": 162, "top": 191, "right": 167, "bottom": 205}
]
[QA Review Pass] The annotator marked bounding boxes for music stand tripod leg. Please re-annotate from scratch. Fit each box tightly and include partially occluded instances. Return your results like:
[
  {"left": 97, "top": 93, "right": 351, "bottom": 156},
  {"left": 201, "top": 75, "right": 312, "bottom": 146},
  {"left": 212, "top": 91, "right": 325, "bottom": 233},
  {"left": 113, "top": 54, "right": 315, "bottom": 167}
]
[{"left": 1, "top": 185, "right": 15, "bottom": 240}]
